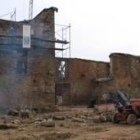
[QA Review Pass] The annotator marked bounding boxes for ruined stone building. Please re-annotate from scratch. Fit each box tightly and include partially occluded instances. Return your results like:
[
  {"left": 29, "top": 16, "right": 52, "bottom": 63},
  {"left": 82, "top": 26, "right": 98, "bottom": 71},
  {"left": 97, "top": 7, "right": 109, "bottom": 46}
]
[
  {"left": 0, "top": 7, "right": 140, "bottom": 108},
  {"left": 56, "top": 58, "right": 109, "bottom": 105},
  {"left": 94, "top": 53, "right": 140, "bottom": 99},
  {"left": 56, "top": 53, "right": 140, "bottom": 105},
  {"left": 0, "top": 7, "right": 58, "bottom": 108}
]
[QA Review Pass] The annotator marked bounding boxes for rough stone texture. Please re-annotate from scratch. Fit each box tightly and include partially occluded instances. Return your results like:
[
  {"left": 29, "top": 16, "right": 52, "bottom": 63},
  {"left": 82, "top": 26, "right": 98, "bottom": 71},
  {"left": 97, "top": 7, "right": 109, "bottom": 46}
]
[
  {"left": 0, "top": 52, "right": 56, "bottom": 108},
  {"left": 110, "top": 53, "right": 132, "bottom": 93},
  {"left": 69, "top": 59, "right": 109, "bottom": 105},
  {"left": 55, "top": 53, "right": 140, "bottom": 104},
  {"left": 0, "top": 7, "right": 57, "bottom": 108},
  {"left": 94, "top": 53, "right": 140, "bottom": 99},
  {"left": 1, "top": 7, "right": 140, "bottom": 107},
  {"left": 94, "top": 79, "right": 116, "bottom": 101},
  {"left": 56, "top": 58, "right": 110, "bottom": 105}
]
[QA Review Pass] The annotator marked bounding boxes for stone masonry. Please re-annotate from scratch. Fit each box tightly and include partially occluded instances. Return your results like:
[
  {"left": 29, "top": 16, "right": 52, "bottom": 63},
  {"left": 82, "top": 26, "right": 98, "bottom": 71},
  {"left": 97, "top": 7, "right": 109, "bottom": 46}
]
[
  {"left": 0, "top": 7, "right": 57, "bottom": 108},
  {"left": 1, "top": 7, "right": 140, "bottom": 108}
]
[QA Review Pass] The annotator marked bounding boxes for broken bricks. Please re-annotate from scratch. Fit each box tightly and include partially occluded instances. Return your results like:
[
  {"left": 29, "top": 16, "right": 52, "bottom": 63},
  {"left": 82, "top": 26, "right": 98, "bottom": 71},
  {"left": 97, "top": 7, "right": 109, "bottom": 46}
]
[
  {"left": 53, "top": 116, "right": 65, "bottom": 121},
  {"left": 99, "top": 111, "right": 114, "bottom": 122},
  {"left": 0, "top": 123, "right": 18, "bottom": 130},
  {"left": 40, "top": 119, "right": 55, "bottom": 127},
  {"left": 7, "top": 109, "right": 30, "bottom": 118},
  {"left": 72, "top": 117, "right": 85, "bottom": 123}
]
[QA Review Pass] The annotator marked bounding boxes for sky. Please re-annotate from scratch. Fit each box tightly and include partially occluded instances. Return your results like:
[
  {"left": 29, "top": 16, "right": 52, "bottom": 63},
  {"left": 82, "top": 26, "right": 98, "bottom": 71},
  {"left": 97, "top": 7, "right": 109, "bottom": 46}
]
[{"left": 0, "top": 0, "right": 140, "bottom": 61}]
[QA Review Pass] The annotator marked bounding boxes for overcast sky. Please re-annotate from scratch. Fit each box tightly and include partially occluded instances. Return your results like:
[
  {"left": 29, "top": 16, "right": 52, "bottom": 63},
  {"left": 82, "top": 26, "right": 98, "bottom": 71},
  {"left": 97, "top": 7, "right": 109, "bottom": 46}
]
[{"left": 0, "top": 0, "right": 140, "bottom": 61}]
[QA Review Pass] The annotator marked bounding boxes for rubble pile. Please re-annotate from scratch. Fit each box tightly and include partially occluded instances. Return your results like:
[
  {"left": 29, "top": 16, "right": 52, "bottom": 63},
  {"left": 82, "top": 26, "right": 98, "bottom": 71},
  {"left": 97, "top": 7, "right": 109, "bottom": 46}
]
[{"left": 0, "top": 105, "right": 115, "bottom": 140}]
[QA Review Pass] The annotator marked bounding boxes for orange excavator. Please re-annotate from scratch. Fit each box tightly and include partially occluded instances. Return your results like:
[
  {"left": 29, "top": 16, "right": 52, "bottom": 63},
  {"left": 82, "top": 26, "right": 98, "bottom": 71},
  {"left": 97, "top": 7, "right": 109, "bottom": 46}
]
[{"left": 111, "top": 91, "right": 140, "bottom": 125}]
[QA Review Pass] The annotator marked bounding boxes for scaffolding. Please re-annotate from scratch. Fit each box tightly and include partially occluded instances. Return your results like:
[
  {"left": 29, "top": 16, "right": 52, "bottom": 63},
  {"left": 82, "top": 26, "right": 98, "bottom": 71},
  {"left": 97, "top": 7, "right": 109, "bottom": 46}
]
[
  {"left": 10, "top": 8, "right": 16, "bottom": 21},
  {"left": 55, "top": 24, "right": 71, "bottom": 59},
  {"left": 0, "top": 9, "right": 16, "bottom": 21},
  {"left": 29, "top": 0, "right": 33, "bottom": 20},
  {"left": 0, "top": 8, "right": 71, "bottom": 59}
]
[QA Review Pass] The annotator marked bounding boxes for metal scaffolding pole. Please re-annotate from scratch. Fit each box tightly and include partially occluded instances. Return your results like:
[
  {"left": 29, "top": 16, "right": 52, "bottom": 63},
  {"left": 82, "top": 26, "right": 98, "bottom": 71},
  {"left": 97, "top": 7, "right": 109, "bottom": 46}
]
[
  {"left": 29, "top": 0, "right": 33, "bottom": 19},
  {"left": 10, "top": 8, "right": 16, "bottom": 21},
  {"left": 55, "top": 24, "right": 71, "bottom": 59}
]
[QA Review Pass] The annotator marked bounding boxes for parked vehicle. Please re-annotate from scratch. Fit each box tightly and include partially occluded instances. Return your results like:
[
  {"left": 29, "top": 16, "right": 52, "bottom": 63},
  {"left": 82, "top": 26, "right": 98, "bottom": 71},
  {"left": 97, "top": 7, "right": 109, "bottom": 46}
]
[{"left": 111, "top": 91, "right": 140, "bottom": 125}]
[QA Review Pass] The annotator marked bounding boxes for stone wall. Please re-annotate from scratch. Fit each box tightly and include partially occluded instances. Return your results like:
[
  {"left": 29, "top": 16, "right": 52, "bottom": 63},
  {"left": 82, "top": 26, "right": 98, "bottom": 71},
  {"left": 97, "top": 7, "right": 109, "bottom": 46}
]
[
  {"left": 0, "top": 7, "right": 57, "bottom": 108},
  {"left": 56, "top": 58, "right": 110, "bottom": 105},
  {"left": 109, "top": 53, "right": 132, "bottom": 94},
  {"left": 130, "top": 56, "right": 140, "bottom": 97},
  {"left": 94, "top": 53, "right": 140, "bottom": 100},
  {"left": 1, "top": 7, "right": 140, "bottom": 107}
]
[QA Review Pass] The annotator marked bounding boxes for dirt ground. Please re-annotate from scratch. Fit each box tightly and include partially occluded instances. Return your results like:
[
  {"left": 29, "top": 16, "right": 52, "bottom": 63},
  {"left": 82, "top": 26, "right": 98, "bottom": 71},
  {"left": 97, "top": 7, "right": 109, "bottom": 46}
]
[{"left": 0, "top": 106, "right": 140, "bottom": 140}]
